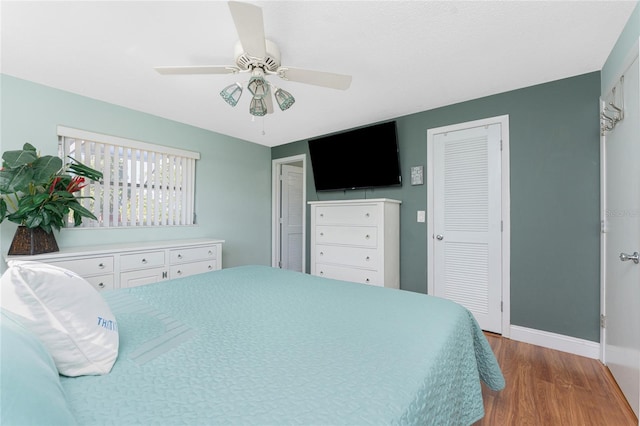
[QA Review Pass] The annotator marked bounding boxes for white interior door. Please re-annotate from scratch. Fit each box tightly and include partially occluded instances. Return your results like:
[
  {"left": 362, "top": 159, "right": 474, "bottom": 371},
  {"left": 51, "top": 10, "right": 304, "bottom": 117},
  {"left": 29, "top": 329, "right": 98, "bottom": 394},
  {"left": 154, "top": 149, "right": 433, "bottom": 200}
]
[
  {"left": 602, "top": 54, "right": 640, "bottom": 419},
  {"left": 272, "top": 155, "right": 306, "bottom": 272},
  {"left": 280, "top": 164, "right": 303, "bottom": 272},
  {"left": 428, "top": 118, "right": 505, "bottom": 334}
]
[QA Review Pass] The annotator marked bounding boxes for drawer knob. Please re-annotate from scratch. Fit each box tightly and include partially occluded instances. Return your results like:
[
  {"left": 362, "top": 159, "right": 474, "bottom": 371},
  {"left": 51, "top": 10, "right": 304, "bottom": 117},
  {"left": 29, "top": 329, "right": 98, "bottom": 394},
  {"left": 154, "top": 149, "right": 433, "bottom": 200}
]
[
  {"left": 365, "top": 213, "right": 370, "bottom": 217},
  {"left": 365, "top": 278, "right": 370, "bottom": 283},
  {"left": 320, "top": 251, "right": 324, "bottom": 256},
  {"left": 320, "top": 232, "right": 324, "bottom": 237},
  {"left": 98, "top": 263, "right": 105, "bottom": 269},
  {"left": 320, "top": 213, "right": 324, "bottom": 217},
  {"left": 365, "top": 256, "right": 370, "bottom": 261},
  {"left": 208, "top": 265, "right": 213, "bottom": 270},
  {"left": 177, "top": 254, "right": 183, "bottom": 259},
  {"left": 365, "top": 234, "right": 370, "bottom": 239},
  {"left": 319, "top": 271, "right": 324, "bottom": 275},
  {"left": 208, "top": 250, "right": 213, "bottom": 255},
  {"left": 98, "top": 282, "right": 105, "bottom": 288},
  {"left": 142, "top": 258, "right": 148, "bottom": 264},
  {"left": 177, "top": 270, "right": 182, "bottom": 275}
]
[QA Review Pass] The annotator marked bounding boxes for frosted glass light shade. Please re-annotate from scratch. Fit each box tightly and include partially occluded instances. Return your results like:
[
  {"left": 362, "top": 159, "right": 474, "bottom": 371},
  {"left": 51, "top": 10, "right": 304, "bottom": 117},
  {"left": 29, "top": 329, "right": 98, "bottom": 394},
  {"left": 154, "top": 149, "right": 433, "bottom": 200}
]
[
  {"left": 220, "top": 83, "right": 242, "bottom": 107},
  {"left": 249, "top": 97, "right": 267, "bottom": 116},
  {"left": 274, "top": 88, "right": 295, "bottom": 111},
  {"left": 247, "top": 76, "right": 268, "bottom": 98}
]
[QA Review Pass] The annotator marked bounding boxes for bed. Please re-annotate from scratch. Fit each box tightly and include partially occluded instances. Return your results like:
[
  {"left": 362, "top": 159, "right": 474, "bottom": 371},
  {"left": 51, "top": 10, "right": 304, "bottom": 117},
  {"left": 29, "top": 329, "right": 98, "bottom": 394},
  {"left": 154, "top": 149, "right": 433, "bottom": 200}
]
[{"left": 1, "top": 262, "right": 504, "bottom": 425}]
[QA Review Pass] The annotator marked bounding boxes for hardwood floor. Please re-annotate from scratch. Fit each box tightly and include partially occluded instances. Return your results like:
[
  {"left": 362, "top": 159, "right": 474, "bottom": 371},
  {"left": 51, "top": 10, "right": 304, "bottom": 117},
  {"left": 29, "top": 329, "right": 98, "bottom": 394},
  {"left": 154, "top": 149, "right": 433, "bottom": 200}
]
[{"left": 475, "top": 333, "right": 638, "bottom": 426}]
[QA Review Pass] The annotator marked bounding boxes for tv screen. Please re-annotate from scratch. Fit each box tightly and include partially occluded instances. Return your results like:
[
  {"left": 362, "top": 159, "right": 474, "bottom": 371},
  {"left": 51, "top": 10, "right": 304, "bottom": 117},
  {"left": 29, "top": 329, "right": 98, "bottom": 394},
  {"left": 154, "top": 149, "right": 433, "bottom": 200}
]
[{"left": 308, "top": 121, "right": 402, "bottom": 192}]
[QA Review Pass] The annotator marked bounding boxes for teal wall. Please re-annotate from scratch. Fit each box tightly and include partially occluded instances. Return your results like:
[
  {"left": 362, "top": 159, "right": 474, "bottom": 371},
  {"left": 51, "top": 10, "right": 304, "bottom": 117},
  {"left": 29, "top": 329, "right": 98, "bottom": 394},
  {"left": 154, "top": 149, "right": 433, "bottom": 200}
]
[
  {"left": 272, "top": 72, "right": 602, "bottom": 342},
  {"left": 0, "top": 75, "right": 272, "bottom": 270}
]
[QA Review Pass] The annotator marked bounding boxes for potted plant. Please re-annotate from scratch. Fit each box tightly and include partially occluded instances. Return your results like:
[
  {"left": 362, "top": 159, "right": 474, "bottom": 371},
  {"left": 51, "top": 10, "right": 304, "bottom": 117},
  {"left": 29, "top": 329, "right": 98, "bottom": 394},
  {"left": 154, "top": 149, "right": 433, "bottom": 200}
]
[{"left": 0, "top": 143, "right": 103, "bottom": 255}]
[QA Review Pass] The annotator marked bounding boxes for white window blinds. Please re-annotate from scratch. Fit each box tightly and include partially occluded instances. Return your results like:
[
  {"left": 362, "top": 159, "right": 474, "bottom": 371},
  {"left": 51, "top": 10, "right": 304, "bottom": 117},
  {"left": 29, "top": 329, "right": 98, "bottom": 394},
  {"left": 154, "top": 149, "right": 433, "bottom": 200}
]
[{"left": 58, "top": 126, "right": 200, "bottom": 228}]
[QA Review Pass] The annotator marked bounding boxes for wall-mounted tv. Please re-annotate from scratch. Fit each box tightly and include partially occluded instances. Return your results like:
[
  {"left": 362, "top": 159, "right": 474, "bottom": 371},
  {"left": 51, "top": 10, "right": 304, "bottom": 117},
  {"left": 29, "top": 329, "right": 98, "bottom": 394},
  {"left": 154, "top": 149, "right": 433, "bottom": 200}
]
[{"left": 308, "top": 121, "right": 402, "bottom": 192}]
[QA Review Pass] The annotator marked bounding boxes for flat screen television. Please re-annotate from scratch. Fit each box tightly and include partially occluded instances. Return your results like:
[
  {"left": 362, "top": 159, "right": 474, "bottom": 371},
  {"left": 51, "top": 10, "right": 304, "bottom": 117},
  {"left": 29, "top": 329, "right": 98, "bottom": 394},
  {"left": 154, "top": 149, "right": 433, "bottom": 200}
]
[{"left": 308, "top": 121, "right": 402, "bottom": 192}]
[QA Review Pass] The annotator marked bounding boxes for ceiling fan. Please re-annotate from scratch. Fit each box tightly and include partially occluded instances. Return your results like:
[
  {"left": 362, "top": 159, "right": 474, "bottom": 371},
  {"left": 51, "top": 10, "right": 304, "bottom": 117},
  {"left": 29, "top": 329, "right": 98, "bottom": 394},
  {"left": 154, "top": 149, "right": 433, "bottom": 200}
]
[{"left": 154, "top": 1, "right": 353, "bottom": 117}]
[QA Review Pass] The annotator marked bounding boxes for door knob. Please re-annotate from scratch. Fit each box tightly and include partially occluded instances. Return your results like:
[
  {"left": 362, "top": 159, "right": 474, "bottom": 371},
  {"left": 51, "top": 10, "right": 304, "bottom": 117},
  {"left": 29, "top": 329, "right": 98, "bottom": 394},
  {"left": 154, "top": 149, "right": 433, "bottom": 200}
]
[
  {"left": 436, "top": 234, "right": 444, "bottom": 240},
  {"left": 619, "top": 252, "right": 639, "bottom": 264}
]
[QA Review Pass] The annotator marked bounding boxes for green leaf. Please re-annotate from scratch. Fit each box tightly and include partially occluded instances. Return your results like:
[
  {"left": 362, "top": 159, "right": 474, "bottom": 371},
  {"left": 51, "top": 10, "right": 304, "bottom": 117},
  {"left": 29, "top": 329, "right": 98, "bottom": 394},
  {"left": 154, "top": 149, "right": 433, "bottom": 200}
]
[
  {"left": 24, "top": 214, "right": 42, "bottom": 229},
  {"left": 41, "top": 209, "right": 51, "bottom": 225},
  {"left": 32, "top": 156, "right": 63, "bottom": 183},
  {"left": 0, "top": 169, "right": 16, "bottom": 194},
  {"left": 2, "top": 149, "right": 37, "bottom": 168},
  {"left": 0, "top": 198, "right": 6, "bottom": 221},
  {"left": 30, "top": 193, "right": 50, "bottom": 205},
  {"left": 67, "top": 158, "right": 103, "bottom": 181},
  {"left": 43, "top": 203, "right": 64, "bottom": 215},
  {"left": 52, "top": 190, "right": 74, "bottom": 199},
  {"left": 11, "top": 200, "right": 36, "bottom": 215},
  {"left": 68, "top": 200, "right": 97, "bottom": 220},
  {"left": 73, "top": 210, "right": 82, "bottom": 226},
  {"left": 22, "top": 143, "right": 37, "bottom": 153},
  {"left": 40, "top": 222, "right": 53, "bottom": 233},
  {"left": 0, "top": 166, "right": 35, "bottom": 194}
]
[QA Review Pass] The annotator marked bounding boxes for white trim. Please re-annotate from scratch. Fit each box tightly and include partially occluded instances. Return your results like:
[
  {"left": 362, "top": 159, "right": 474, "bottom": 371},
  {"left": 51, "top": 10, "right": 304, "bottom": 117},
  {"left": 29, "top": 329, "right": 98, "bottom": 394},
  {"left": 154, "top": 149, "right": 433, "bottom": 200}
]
[
  {"left": 426, "top": 114, "right": 511, "bottom": 337},
  {"left": 600, "top": 117, "right": 607, "bottom": 363},
  {"left": 271, "top": 154, "right": 306, "bottom": 271},
  {"left": 57, "top": 125, "right": 200, "bottom": 159},
  {"left": 510, "top": 325, "right": 601, "bottom": 360},
  {"left": 501, "top": 117, "right": 511, "bottom": 339}
]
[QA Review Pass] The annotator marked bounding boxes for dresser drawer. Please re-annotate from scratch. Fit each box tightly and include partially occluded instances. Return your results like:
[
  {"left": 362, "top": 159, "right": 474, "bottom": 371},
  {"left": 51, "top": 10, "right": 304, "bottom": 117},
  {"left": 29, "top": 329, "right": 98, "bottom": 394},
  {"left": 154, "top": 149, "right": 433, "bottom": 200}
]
[
  {"left": 315, "top": 204, "right": 378, "bottom": 225},
  {"left": 120, "top": 251, "right": 165, "bottom": 271},
  {"left": 315, "top": 263, "right": 383, "bottom": 287},
  {"left": 170, "top": 260, "right": 217, "bottom": 279},
  {"left": 85, "top": 274, "right": 115, "bottom": 292},
  {"left": 170, "top": 245, "right": 217, "bottom": 264},
  {"left": 315, "top": 225, "right": 378, "bottom": 247},
  {"left": 315, "top": 244, "right": 379, "bottom": 269},
  {"left": 47, "top": 256, "right": 114, "bottom": 277}
]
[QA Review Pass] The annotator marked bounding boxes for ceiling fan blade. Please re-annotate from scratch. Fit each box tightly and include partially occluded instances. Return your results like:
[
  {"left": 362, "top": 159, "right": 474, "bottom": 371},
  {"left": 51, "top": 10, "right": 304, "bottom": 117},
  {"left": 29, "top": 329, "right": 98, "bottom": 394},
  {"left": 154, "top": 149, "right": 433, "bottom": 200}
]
[
  {"left": 228, "top": 1, "right": 266, "bottom": 59},
  {"left": 277, "top": 67, "right": 352, "bottom": 90},
  {"left": 154, "top": 65, "right": 240, "bottom": 75}
]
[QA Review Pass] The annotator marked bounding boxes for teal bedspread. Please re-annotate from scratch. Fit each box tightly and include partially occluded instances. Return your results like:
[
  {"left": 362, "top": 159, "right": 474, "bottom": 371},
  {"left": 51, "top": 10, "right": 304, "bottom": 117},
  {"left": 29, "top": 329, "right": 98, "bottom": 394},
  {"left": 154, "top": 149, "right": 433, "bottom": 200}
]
[{"left": 60, "top": 265, "right": 504, "bottom": 425}]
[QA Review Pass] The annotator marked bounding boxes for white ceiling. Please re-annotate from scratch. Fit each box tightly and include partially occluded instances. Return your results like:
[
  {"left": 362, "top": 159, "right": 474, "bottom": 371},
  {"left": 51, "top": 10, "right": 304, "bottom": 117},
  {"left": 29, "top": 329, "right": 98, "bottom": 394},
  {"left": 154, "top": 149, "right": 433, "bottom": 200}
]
[{"left": 1, "top": 1, "right": 637, "bottom": 147}]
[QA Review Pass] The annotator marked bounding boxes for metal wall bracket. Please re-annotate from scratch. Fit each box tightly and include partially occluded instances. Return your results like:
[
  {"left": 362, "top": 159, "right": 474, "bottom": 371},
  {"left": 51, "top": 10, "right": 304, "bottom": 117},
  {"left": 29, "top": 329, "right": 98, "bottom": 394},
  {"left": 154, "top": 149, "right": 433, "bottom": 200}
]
[{"left": 601, "top": 76, "right": 625, "bottom": 135}]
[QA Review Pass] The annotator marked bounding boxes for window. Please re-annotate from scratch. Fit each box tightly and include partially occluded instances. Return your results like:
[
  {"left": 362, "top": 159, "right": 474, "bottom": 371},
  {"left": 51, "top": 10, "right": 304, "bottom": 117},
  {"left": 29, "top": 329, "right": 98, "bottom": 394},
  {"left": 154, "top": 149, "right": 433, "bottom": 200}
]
[{"left": 58, "top": 126, "right": 200, "bottom": 228}]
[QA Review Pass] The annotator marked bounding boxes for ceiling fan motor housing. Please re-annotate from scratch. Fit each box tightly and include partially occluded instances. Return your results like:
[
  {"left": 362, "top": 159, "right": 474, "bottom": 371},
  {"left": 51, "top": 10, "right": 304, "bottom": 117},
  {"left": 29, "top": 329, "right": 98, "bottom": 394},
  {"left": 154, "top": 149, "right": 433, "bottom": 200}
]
[{"left": 234, "top": 39, "right": 281, "bottom": 72}]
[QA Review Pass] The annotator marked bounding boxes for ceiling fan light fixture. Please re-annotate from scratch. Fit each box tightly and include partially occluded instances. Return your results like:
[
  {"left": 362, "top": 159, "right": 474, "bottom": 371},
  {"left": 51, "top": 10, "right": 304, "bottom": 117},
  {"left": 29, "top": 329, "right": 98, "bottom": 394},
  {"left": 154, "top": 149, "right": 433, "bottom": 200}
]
[
  {"left": 220, "top": 82, "right": 243, "bottom": 107},
  {"left": 274, "top": 88, "right": 295, "bottom": 111},
  {"left": 249, "top": 96, "right": 268, "bottom": 116},
  {"left": 157, "top": 2, "right": 353, "bottom": 119}
]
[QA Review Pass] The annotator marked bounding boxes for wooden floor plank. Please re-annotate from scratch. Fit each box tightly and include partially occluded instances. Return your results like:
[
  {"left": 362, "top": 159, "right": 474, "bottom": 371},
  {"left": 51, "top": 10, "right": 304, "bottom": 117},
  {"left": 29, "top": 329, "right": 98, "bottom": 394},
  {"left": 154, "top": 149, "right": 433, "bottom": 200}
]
[{"left": 475, "top": 333, "right": 637, "bottom": 425}]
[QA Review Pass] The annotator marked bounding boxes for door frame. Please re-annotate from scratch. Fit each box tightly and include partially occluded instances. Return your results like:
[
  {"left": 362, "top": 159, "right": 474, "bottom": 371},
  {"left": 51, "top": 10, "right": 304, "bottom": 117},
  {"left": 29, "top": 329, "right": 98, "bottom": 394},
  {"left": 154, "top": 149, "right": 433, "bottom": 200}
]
[
  {"left": 272, "top": 154, "right": 307, "bottom": 271},
  {"left": 426, "top": 115, "right": 511, "bottom": 337}
]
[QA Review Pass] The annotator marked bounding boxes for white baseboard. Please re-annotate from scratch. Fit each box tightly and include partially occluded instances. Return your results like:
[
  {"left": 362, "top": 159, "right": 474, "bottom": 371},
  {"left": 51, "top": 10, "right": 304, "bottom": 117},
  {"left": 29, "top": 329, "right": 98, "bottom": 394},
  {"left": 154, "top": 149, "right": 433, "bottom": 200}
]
[{"left": 509, "top": 325, "right": 601, "bottom": 360}]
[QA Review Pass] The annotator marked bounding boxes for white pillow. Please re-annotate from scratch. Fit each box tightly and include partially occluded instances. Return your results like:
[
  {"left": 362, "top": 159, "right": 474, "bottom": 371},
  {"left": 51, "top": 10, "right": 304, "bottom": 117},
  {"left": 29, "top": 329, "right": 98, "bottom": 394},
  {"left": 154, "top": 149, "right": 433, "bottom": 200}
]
[{"left": 0, "top": 260, "right": 119, "bottom": 376}]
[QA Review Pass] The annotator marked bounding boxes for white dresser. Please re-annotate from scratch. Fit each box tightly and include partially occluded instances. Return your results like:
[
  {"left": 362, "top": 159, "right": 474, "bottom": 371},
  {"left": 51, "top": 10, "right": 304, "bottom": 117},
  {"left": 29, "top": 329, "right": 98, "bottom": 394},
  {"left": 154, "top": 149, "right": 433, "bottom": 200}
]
[
  {"left": 309, "top": 199, "right": 400, "bottom": 288},
  {"left": 5, "top": 238, "right": 224, "bottom": 292}
]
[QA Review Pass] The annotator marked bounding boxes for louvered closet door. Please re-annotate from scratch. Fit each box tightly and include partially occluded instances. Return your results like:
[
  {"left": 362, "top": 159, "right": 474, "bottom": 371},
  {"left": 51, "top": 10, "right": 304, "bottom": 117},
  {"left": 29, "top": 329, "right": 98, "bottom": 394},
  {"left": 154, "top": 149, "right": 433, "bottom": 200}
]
[{"left": 433, "top": 123, "right": 502, "bottom": 333}]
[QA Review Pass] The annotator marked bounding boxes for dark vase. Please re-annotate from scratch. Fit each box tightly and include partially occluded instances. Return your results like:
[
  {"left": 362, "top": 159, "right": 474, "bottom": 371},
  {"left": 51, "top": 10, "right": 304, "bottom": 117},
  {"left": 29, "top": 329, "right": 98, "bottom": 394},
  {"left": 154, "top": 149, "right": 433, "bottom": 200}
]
[{"left": 7, "top": 226, "right": 59, "bottom": 256}]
